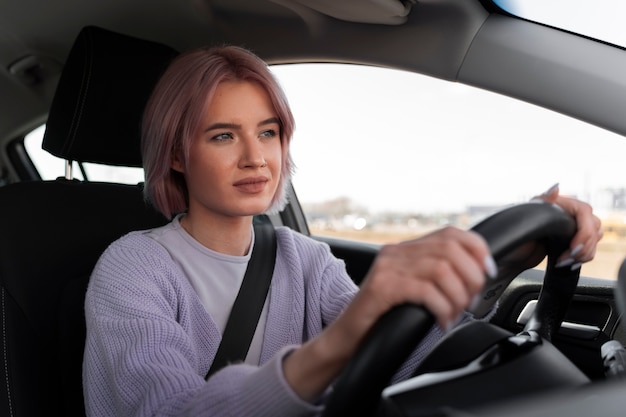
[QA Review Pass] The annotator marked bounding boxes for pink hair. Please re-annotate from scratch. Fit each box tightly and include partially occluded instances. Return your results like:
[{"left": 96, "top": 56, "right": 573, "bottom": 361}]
[{"left": 141, "top": 45, "right": 295, "bottom": 219}]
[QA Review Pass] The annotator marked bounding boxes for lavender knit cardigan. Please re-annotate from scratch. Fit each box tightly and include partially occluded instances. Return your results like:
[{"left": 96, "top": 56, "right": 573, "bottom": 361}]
[{"left": 83, "top": 226, "right": 450, "bottom": 417}]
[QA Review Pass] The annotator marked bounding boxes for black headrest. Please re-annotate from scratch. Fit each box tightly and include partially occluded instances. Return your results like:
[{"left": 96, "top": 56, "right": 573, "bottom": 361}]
[{"left": 42, "top": 26, "right": 179, "bottom": 167}]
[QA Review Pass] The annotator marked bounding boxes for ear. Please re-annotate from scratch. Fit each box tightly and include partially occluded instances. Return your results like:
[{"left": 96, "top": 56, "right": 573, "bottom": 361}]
[{"left": 171, "top": 148, "right": 185, "bottom": 173}]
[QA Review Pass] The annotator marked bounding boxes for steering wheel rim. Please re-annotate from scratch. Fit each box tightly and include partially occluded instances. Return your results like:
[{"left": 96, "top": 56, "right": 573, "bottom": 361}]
[{"left": 322, "top": 202, "right": 577, "bottom": 417}]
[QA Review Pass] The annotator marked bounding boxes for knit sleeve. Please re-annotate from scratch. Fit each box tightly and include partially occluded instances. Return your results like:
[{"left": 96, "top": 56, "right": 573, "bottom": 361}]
[
  {"left": 83, "top": 232, "right": 321, "bottom": 417},
  {"left": 318, "top": 247, "right": 358, "bottom": 326}
]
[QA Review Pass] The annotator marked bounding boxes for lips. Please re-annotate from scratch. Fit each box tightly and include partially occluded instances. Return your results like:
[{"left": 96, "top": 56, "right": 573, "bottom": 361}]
[{"left": 233, "top": 176, "right": 269, "bottom": 194}]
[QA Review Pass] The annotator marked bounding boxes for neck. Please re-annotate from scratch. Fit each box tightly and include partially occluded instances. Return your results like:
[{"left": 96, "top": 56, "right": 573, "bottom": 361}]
[{"left": 180, "top": 213, "right": 253, "bottom": 256}]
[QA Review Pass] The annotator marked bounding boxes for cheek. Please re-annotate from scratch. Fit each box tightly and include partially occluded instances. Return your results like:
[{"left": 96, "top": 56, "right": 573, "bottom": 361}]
[
  {"left": 184, "top": 151, "right": 223, "bottom": 187},
  {"left": 269, "top": 141, "right": 284, "bottom": 173}
]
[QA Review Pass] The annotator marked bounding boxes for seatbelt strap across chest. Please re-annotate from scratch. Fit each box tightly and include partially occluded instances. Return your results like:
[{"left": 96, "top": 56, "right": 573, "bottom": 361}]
[{"left": 205, "top": 216, "right": 277, "bottom": 379}]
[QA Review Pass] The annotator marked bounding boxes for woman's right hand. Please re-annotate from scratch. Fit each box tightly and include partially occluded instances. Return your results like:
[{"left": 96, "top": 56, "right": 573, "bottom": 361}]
[
  {"left": 348, "top": 226, "right": 496, "bottom": 335},
  {"left": 283, "top": 226, "right": 495, "bottom": 402}
]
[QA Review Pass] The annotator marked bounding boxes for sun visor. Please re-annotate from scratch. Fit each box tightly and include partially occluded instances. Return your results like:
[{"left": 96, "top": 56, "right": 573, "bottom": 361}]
[{"left": 270, "top": 0, "right": 413, "bottom": 25}]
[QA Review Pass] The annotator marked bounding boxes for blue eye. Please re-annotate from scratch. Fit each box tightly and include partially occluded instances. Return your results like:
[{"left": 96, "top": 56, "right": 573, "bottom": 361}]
[
  {"left": 260, "top": 129, "right": 277, "bottom": 139},
  {"left": 211, "top": 132, "right": 233, "bottom": 142}
]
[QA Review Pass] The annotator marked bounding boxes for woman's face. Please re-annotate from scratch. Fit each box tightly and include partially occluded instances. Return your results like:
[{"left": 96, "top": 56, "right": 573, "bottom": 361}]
[{"left": 172, "top": 80, "right": 282, "bottom": 220}]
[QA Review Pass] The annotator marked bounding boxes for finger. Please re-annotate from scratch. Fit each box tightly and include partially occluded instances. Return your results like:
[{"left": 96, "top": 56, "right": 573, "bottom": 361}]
[
  {"left": 436, "top": 234, "right": 490, "bottom": 296},
  {"left": 405, "top": 231, "right": 491, "bottom": 318},
  {"left": 406, "top": 279, "right": 457, "bottom": 330},
  {"left": 532, "top": 183, "right": 560, "bottom": 203},
  {"left": 366, "top": 227, "right": 496, "bottom": 329},
  {"left": 557, "top": 195, "right": 595, "bottom": 233},
  {"left": 573, "top": 217, "right": 602, "bottom": 263},
  {"left": 414, "top": 227, "right": 497, "bottom": 283},
  {"left": 429, "top": 258, "right": 473, "bottom": 314},
  {"left": 363, "top": 259, "right": 459, "bottom": 330},
  {"left": 553, "top": 196, "right": 602, "bottom": 264},
  {"left": 527, "top": 182, "right": 600, "bottom": 265}
]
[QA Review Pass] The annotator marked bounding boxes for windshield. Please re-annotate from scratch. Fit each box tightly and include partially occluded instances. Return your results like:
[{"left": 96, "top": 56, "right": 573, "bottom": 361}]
[{"left": 493, "top": 0, "right": 626, "bottom": 48}]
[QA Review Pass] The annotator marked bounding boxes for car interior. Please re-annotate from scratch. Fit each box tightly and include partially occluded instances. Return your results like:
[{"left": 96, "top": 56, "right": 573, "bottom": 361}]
[{"left": 1, "top": 1, "right": 626, "bottom": 417}]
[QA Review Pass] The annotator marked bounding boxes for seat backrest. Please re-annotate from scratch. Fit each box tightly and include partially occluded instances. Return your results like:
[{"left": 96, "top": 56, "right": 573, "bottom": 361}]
[{"left": 0, "top": 26, "right": 178, "bottom": 417}]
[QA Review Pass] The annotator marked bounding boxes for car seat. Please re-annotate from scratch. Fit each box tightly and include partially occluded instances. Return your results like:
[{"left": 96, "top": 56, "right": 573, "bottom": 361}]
[{"left": 0, "top": 26, "right": 178, "bottom": 417}]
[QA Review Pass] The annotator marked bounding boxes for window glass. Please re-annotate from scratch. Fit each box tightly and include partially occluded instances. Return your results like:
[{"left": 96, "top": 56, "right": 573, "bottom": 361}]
[
  {"left": 24, "top": 125, "right": 144, "bottom": 184},
  {"left": 271, "top": 63, "right": 626, "bottom": 280},
  {"left": 24, "top": 125, "right": 84, "bottom": 180}
]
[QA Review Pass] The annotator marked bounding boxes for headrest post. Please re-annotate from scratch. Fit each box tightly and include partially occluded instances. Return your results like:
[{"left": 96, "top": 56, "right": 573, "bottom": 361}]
[{"left": 65, "top": 160, "right": 73, "bottom": 180}]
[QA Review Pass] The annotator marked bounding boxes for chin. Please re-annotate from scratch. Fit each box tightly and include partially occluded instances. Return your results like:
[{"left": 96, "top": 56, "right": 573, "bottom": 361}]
[{"left": 235, "top": 201, "right": 273, "bottom": 217}]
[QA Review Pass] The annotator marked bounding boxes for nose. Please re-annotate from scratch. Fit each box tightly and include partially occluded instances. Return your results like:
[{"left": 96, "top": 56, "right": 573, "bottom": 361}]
[{"left": 239, "top": 136, "right": 267, "bottom": 168}]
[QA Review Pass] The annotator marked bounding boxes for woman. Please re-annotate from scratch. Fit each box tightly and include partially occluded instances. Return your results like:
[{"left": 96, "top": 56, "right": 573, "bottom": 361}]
[{"left": 83, "top": 46, "right": 602, "bottom": 416}]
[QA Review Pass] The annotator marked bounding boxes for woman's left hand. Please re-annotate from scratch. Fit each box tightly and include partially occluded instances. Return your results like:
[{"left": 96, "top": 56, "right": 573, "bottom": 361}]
[{"left": 534, "top": 183, "right": 603, "bottom": 270}]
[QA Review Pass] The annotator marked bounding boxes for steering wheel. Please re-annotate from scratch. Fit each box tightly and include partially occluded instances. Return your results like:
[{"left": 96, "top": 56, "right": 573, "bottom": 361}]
[{"left": 322, "top": 202, "right": 579, "bottom": 417}]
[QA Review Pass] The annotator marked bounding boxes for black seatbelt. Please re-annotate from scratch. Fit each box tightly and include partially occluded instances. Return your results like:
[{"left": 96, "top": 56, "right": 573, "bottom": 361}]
[{"left": 205, "top": 216, "right": 277, "bottom": 379}]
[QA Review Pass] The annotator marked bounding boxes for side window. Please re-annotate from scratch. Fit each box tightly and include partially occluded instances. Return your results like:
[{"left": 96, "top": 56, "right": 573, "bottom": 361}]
[
  {"left": 24, "top": 125, "right": 144, "bottom": 184},
  {"left": 270, "top": 63, "right": 626, "bottom": 280},
  {"left": 24, "top": 125, "right": 84, "bottom": 180}
]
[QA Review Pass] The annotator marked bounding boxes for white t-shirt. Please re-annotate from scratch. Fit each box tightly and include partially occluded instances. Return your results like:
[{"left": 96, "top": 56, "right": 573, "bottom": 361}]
[{"left": 145, "top": 214, "right": 268, "bottom": 365}]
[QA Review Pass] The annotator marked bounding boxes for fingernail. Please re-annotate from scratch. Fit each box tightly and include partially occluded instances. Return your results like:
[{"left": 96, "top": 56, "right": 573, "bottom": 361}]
[
  {"left": 570, "top": 243, "right": 583, "bottom": 257},
  {"left": 571, "top": 262, "right": 582, "bottom": 271},
  {"left": 484, "top": 255, "right": 498, "bottom": 279},
  {"left": 541, "top": 183, "right": 560, "bottom": 197},
  {"left": 555, "top": 257, "right": 575, "bottom": 268}
]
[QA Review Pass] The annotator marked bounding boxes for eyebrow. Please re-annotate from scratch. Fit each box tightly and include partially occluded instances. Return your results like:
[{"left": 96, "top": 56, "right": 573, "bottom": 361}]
[{"left": 204, "top": 117, "right": 280, "bottom": 132}]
